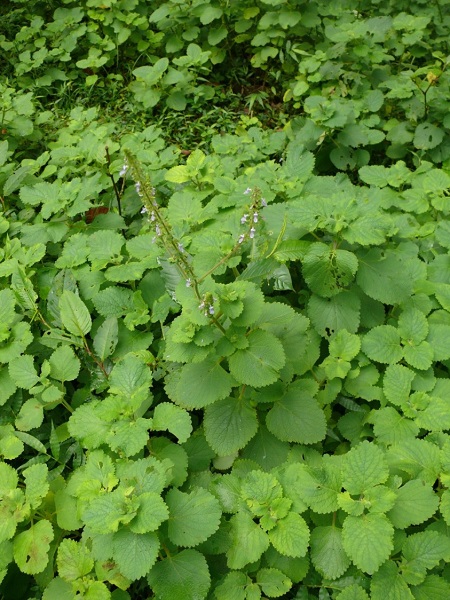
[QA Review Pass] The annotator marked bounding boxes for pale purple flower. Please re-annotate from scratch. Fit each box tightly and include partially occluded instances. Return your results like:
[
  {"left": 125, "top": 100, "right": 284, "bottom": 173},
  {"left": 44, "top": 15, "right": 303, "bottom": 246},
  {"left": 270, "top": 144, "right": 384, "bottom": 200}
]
[
  {"left": 241, "top": 214, "right": 249, "bottom": 224},
  {"left": 261, "top": 198, "right": 267, "bottom": 207},
  {"left": 238, "top": 234, "right": 245, "bottom": 244},
  {"left": 208, "top": 306, "right": 215, "bottom": 315},
  {"left": 119, "top": 164, "right": 128, "bottom": 177},
  {"left": 253, "top": 212, "right": 258, "bottom": 223},
  {"left": 155, "top": 224, "right": 161, "bottom": 236},
  {"left": 186, "top": 278, "right": 191, "bottom": 287},
  {"left": 150, "top": 211, "right": 156, "bottom": 221},
  {"left": 244, "top": 187, "right": 252, "bottom": 195},
  {"left": 250, "top": 227, "right": 256, "bottom": 239},
  {"left": 178, "top": 243, "right": 185, "bottom": 253}
]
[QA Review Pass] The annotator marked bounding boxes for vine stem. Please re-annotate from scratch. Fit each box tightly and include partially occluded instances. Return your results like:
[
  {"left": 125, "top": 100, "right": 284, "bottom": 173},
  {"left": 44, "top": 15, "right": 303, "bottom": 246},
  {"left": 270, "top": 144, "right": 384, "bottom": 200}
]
[{"left": 105, "top": 146, "right": 122, "bottom": 216}]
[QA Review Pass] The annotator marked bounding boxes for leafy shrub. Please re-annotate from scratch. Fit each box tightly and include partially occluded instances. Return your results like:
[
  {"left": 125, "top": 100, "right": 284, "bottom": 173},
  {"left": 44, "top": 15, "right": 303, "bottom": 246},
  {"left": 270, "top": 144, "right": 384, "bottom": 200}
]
[{"left": 2, "top": 0, "right": 450, "bottom": 599}]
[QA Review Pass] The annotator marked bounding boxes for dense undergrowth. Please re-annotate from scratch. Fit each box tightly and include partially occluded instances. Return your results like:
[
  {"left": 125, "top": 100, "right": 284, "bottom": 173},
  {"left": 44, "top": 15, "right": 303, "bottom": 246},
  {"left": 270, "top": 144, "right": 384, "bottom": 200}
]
[{"left": 2, "top": 0, "right": 450, "bottom": 599}]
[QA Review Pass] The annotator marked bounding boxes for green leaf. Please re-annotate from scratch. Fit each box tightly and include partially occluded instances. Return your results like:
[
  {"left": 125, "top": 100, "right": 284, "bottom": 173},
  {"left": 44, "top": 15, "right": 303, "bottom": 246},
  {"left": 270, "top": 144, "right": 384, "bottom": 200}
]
[
  {"left": 228, "top": 329, "right": 285, "bottom": 387},
  {"left": 242, "top": 425, "right": 290, "bottom": 471},
  {"left": 403, "top": 341, "right": 434, "bottom": 370},
  {"left": 342, "top": 441, "right": 389, "bottom": 495},
  {"left": 398, "top": 308, "right": 428, "bottom": 344},
  {"left": 329, "top": 330, "right": 361, "bottom": 360},
  {"left": 0, "top": 322, "right": 33, "bottom": 363},
  {"left": 273, "top": 240, "right": 311, "bottom": 262},
  {"left": 87, "top": 230, "right": 124, "bottom": 269},
  {"left": 0, "top": 424, "right": 23, "bottom": 459},
  {"left": 92, "top": 286, "right": 134, "bottom": 317},
  {"left": 15, "top": 398, "right": 44, "bottom": 432},
  {"left": 440, "top": 489, "right": 450, "bottom": 526},
  {"left": 93, "top": 317, "right": 119, "bottom": 361},
  {"left": 199, "top": 5, "right": 223, "bottom": 24},
  {"left": 0, "top": 462, "right": 18, "bottom": 494},
  {"left": 266, "top": 380, "right": 326, "bottom": 444},
  {"left": 214, "top": 571, "right": 250, "bottom": 600},
  {"left": 147, "top": 549, "right": 211, "bottom": 600},
  {"left": 0, "top": 289, "right": 15, "bottom": 342},
  {"left": 55, "top": 233, "right": 90, "bottom": 268},
  {"left": 13, "top": 520, "right": 54, "bottom": 575},
  {"left": 256, "top": 567, "right": 292, "bottom": 597},
  {"left": 342, "top": 513, "right": 394, "bottom": 574},
  {"left": 166, "top": 488, "right": 221, "bottom": 547},
  {"left": 362, "top": 325, "right": 403, "bottom": 364},
  {"left": 414, "top": 122, "right": 444, "bottom": 150},
  {"left": 49, "top": 345, "right": 80, "bottom": 381},
  {"left": 112, "top": 530, "right": 159, "bottom": 580},
  {"left": 386, "top": 438, "right": 441, "bottom": 484},
  {"left": 109, "top": 354, "right": 152, "bottom": 400},
  {"left": 107, "top": 418, "right": 153, "bottom": 457},
  {"left": 123, "top": 491, "right": 167, "bottom": 534},
  {"left": 67, "top": 402, "right": 111, "bottom": 449},
  {"left": 308, "top": 291, "right": 361, "bottom": 337},
  {"left": 152, "top": 403, "right": 192, "bottom": 443},
  {"left": 336, "top": 584, "right": 370, "bottom": 600},
  {"left": 302, "top": 243, "right": 358, "bottom": 298},
  {"left": 310, "top": 526, "right": 351, "bottom": 580},
  {"left": 11, "top": 267, "right": 37, "bottom": 311},
  {"left": 227, "top": 511, "right": 270, "bottom": 569},
  {"left": 82, "top": 489, "right": 137, "bottom": 534},
  {"left": 204, "top": 396, "right": 258, "bottom": 456},
  {"left": 427, "top": 324, "right": 450, "bottom": 360},
  {"left": 165, "top": 165, "right": 191, "bottom": 183},
  {"left": 283, "top": 458, "right": 341, "bottom": 513},
  {"left": 371, "top": 407, "right": 419, "bottom": 445},
  {"left": 357, "top": 249, "right": 413, "bottom": 305},
  {"left": 24, "top": 464, "right": 49, "bottom": 509},
  {"left": 171, "top": 358, "right": 235, "bottom": 409},
  {"left": 56, "top": 539, "right": 93, "bottom": 581},
  {"left": 8, "top": 354, "right": 39, "bottom": 389},
  {"left": 241, "top": 470, "right": 284, "bottom": 518},
  {"left": 387, "top": 480, "right": 438, "bottom": 528},
  {"left": 59, "top": 290, "right": 92, "bottom": 337},
  {"left": 383, "top": 364, "right": 415, "bottom": 405},
  {"left": 401, "top": 531, "right": 450, "bottom": 585},
  {"left": 371, "top": 561, "right": 413, "bottom": 600},
  {"left": 269, "top": 512, "right": 310, "bottom": 558},
  {"left": 411, "top": 575, "right": 450, "bottom": 600}
]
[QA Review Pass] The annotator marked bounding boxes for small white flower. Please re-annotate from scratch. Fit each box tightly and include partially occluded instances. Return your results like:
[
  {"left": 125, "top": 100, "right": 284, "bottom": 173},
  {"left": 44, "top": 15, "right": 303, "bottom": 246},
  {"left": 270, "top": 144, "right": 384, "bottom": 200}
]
[
  {"left": 208, "top": 306, "right": 215, "bottom": 315},
  {"left": 150, "top": 211, "right": 156, "bottom": 221},
  {"left": 250, "top": 227, "right": 256, "bottom": 239},
  {"left": 261, "top": 198, "right": 267, "bottom": 207},
  {"left": 178, "top": 243, "right": 185, "bottom": 253},
  {"left": 155, "top": 224, "right": 161, "bottom": 236},
  {"left": 238, "top": 234, "right": 245, "bottom": 244},
  {"left": 119, "top": 164, "right": 128, "bottom": 177},
  {"left": 241, "top": 214, "right": 249, "bottom": 224},
  {"left": 141, "top": 206, "right": 148, "bottom": 214},
  {"left": 135, "top": 182, "right": 143, "bottom": 196},
  {"left": 253, "top": 212, "right": 258, "bottom": 223},
  {"left": 186, "top": 278, "right": 191, "bottom": 287},
  {"left": 199, "top": 301, "right": 205, "bottom": 310},
  {"left": 244, "top": 187, "right": 252, "bottom": 195}
]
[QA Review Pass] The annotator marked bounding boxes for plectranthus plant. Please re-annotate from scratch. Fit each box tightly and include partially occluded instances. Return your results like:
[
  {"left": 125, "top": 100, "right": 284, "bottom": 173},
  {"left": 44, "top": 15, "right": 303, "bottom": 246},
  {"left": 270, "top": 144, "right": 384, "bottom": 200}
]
[{"left": 3, "top": 113, "right": 450, "bottom": 600}]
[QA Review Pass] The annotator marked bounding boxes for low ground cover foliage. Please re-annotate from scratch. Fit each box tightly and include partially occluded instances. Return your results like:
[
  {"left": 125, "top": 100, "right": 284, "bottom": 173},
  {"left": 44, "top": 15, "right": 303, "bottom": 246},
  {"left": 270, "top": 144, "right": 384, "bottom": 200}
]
[{"left": 2, "top": 0, "right": 450, "bottom": 599}]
